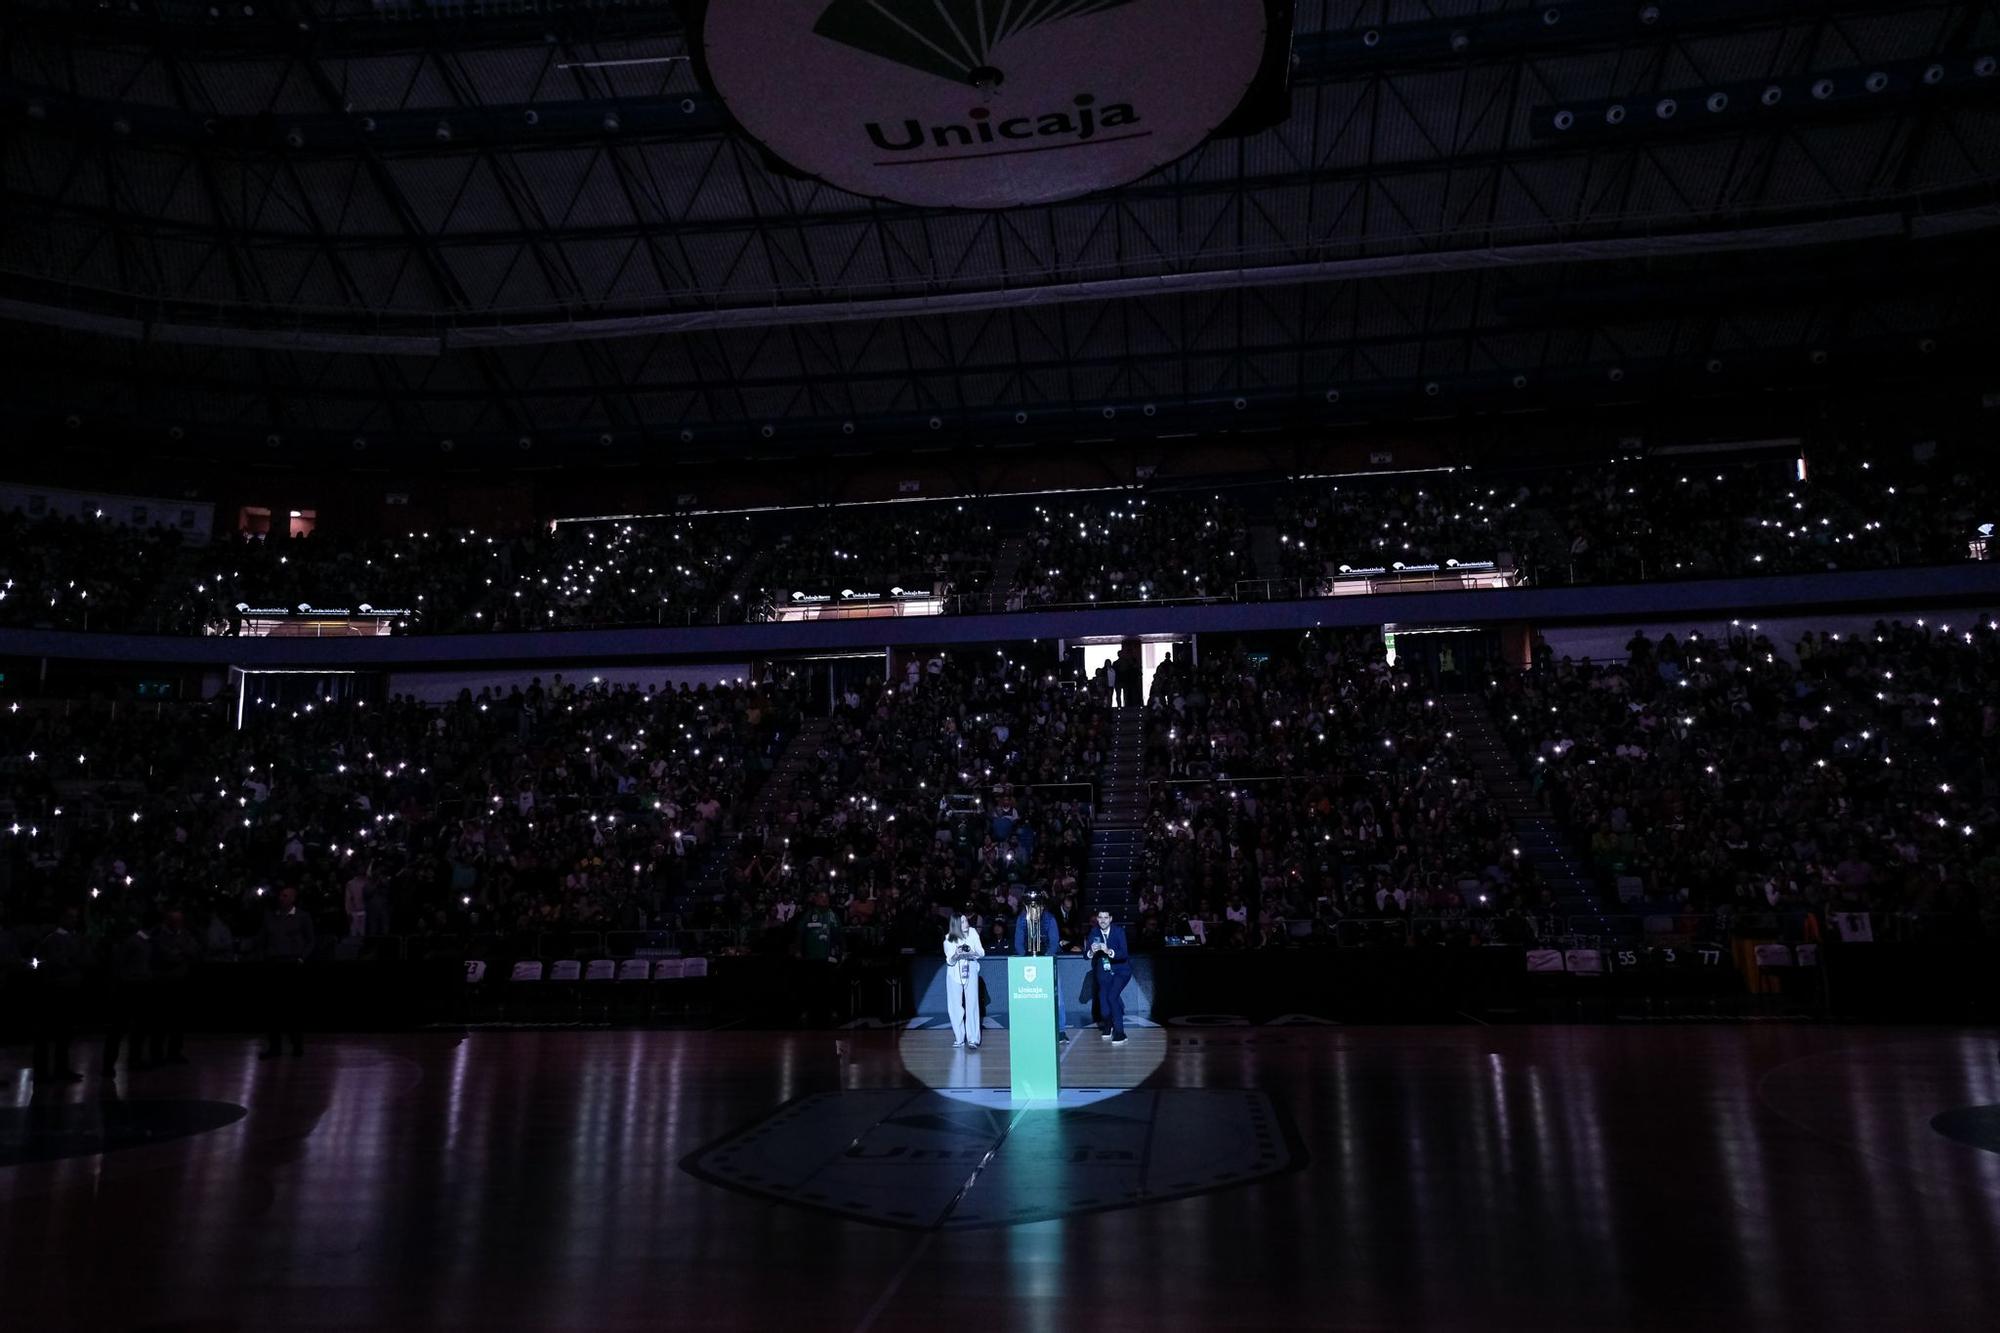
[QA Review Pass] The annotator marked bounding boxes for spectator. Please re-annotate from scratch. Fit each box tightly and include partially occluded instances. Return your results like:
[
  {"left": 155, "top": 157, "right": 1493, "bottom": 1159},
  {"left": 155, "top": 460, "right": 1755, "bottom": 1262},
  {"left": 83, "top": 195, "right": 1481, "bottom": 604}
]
[{"left": 258, "top": 885, "right": 315, "bottom": 1059}]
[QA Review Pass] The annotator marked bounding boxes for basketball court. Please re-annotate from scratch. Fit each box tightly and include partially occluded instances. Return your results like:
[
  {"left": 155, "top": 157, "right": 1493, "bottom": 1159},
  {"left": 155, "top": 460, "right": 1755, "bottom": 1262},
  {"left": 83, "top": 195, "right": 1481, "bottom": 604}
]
[{"left": 6, "top": 1024, "right": 1999, "bottom": 1331}]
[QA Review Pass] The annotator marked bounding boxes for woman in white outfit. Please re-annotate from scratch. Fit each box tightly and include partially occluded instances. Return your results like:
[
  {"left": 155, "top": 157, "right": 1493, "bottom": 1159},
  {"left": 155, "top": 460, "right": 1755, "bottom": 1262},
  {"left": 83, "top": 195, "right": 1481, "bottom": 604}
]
[{"left": 942, "top": 913, "right": 985, "bottom": 1047}]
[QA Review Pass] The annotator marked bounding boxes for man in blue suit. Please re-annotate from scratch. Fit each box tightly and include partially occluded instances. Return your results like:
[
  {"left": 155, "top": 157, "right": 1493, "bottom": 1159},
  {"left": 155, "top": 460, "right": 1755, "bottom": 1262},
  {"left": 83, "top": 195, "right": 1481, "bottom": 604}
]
[
  {"left": 1012, "top": 894, "right": 1069, "bottom": 1042},
  {"left": 1084, "top": 908, "right": 1132, "bottom": 1043}
]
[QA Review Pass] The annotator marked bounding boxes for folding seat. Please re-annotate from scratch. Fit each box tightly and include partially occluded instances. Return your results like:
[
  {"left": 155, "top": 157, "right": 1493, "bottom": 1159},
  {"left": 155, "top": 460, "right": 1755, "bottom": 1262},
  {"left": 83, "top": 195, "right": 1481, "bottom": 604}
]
[
  {"left": 461, "top": 959, "right": 489, "bottom": 1022},
  {"left": 582, "top": 958, "right": 616, "bottom": 1020},
  {"left": 506, "top": 960, "right": 544, "bottom": 1020},
  {"left": 615, "top": 958, "right": 653, "bottom": 1020},
  {"left": 547, "top": 958, "right": 583, "bottom": 1018},
  {"left": 679, "top": 956, "right": 710, "bottom": 1016},
  {"left": 654, "top": 957, "right": 689, "bottom": 1016}
]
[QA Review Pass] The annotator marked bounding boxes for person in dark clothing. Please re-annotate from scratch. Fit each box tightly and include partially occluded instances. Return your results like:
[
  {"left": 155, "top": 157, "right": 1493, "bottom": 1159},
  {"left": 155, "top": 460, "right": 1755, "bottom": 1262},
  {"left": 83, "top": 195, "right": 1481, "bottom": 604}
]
[
  {"left": 0, "top": 923, "right": 29, "bottom": 1068},
  {"left": 148, "top": 909, "right": 200, "bottom": 1066},
  {"left": 364, "top": 874, "right": 392, "bottom": 938},
  {"left": 1011, "top": 893, "right": 1069, "bottom": 1041},
  {"left": 793, "top": 893, "right": 842, "bottom": 1025},
  {"left": 1116, "top": 642, "right": 1143, "bottom": 709},
  {"left": 32, "top": 907, "right": 86, "bottom": 1084},
  {"left": 258, "top": 886, "right": 315, "bottom": 1058},
  {"left": 1084, "top": 908, "right": 1134, "bottom": 1043},
  {"left": 102, "top": 919, "right": 158, "bottom": 1076}
]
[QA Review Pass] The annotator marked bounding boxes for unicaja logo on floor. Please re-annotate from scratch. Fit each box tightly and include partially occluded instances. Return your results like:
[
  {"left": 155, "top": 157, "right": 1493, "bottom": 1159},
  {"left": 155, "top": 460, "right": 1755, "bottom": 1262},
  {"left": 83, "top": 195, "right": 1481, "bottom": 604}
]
[{"left": 692, "top": 0, "right": 1272, "bottom": 208}]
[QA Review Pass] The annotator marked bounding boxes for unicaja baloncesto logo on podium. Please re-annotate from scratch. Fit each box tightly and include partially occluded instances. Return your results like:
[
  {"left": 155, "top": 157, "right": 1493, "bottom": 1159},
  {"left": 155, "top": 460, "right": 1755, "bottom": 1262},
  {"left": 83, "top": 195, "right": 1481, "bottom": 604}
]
[{"left": 692, "top": 0, "right": 1273, "bottom": 209}]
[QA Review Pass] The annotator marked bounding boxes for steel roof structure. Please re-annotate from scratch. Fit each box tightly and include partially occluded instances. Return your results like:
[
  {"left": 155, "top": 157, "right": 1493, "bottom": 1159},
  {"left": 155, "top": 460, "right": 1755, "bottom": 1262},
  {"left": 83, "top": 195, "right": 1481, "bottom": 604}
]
[{"left": 2, "top": 0, "right": 1997, "bottom": 463}]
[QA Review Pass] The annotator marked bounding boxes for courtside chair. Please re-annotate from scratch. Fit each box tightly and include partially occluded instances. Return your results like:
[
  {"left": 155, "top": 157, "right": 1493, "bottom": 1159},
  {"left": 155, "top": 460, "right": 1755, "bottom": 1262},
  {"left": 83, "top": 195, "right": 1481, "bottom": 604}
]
[
  {"left": 654, "top": 956, "right": 689, "bottom": 1017},
  {"left": 616, "top": 958, "right": 653, "bottom": 1020},
  {"left": 506, "top": 959, "right": 544, "bottom": 1020},
  {"left": 548, "top": 958, "right": 583, "bottom": 1019},
  {"left": 682, "top": 955, "right": 711, "bottom": 1017},
  {"left": 583, "top": 958, "right": 616, "bottom": 1019},
  {"left": 461, "top": 959, "right": 488, "bottom": 1023}
]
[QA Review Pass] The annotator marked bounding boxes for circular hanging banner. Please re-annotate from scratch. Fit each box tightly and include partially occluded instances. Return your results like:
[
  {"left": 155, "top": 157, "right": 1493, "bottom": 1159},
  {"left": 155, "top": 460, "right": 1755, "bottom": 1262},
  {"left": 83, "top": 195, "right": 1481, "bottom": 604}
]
[{"left": 696, "top": 0, "right": 1273, "bottom": 209}]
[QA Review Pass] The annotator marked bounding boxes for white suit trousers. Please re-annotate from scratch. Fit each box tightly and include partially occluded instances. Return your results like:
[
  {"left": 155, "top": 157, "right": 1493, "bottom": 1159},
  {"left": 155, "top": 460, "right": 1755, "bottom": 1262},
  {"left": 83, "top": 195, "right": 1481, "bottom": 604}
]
[{"left": 945, "top": 963, "right": 980, "bottom": 1044}]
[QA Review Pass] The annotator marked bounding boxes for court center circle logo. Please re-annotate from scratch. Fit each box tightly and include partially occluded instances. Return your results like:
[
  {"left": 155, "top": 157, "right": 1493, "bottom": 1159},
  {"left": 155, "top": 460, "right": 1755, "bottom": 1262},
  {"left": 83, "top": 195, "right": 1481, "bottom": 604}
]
[{"left": 683, "top": 1087, "right": 1304, "bottom": 1229}]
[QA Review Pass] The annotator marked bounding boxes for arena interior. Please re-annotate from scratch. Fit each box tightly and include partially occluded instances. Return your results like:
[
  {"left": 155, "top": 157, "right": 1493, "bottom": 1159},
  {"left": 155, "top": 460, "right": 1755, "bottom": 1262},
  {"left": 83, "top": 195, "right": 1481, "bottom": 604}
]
[{"left": 3, "top": 2, "right": 2000, "bottom": 1330}]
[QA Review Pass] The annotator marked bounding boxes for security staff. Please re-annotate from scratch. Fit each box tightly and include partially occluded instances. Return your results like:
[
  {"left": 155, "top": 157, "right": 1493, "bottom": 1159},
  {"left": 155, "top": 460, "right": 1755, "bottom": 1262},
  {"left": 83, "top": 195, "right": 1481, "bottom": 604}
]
[
  {"left": 941, "top": 913, "right": 985, "bottom": 1048},
  {"left": 1084, "top": 908, "right": 1133, "bottom": 1044},
  {"left": 258, "top": 886, "right": 315, "bottom": 1058},
  {"left": 31, "top": 907, "right": 87, "bottom": 1083},
  {"left": 1011, "top": 893, "right": 1069, "bottom": 1041},
  {"left": 101, "top": 918, "right": 156, "bottom": 1076},
  {"left": 148, "top": 909, "right": 200, "bottom": 1066},
  {"left": 0, "top": 922, "right": 24, "bottom": 1028}
]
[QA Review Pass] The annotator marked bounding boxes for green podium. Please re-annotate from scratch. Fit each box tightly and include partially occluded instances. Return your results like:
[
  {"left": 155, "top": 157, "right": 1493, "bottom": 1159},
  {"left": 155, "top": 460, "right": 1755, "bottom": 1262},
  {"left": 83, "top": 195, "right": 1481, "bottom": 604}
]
[{"left": 1007, "top": 956, "right": 1061, "bottom": 1103}]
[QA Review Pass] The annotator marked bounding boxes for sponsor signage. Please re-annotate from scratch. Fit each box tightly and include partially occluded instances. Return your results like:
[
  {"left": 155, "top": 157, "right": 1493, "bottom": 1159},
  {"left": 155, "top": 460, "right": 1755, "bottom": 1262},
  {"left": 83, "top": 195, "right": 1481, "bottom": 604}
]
[
  {"left": 235, "top": 601, "right": 412, "bottom": 619},
  {"left": 1008, "top": 955, "right": 1059, "bottom": 1102},
  {"left": 691, "top": 0, "right": 1282, "bottom": 209},
  {"left": 791, "top": 586, "right": 919, "bottom": 603}
]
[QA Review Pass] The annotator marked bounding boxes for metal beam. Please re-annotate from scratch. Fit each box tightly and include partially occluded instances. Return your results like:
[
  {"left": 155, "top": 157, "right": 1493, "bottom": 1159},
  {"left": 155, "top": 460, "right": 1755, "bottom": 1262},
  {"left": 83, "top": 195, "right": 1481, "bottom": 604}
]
[{"left": 1, "top": 207, "right": 1947, "bottom": 352}]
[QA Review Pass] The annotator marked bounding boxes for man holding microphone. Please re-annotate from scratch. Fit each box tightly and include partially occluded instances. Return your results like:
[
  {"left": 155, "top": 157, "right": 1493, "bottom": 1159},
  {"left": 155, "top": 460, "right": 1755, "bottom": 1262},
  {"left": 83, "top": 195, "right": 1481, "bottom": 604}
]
[
  {"left": 1084, "top": 908, "right": 1132, "bottom": 1044},
  {"left": 1011, "top": 892, "right": 1068, "bottom": 1043}
]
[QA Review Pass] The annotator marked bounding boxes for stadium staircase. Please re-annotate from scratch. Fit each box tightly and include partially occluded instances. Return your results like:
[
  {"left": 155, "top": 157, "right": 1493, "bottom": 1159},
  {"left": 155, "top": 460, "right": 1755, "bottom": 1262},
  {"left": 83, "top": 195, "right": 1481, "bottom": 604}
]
[
  {"left": 1085, "top": 706, "right": 1148, "bottom": 916},
  {"left": 1440, "top": 696, "right": 1600, "bottom": 909},
  {"left": 983, "top": 534, "right": 1028, "bottom": 610},
  {"left": 680, "top": 716, "right": 827, "bottom": 906},
  {"left": 748, "top": 716, "right": 829, "bottom": 827},
  {"left": 725, "top": 544, "right": 768, "bottom": 611}
]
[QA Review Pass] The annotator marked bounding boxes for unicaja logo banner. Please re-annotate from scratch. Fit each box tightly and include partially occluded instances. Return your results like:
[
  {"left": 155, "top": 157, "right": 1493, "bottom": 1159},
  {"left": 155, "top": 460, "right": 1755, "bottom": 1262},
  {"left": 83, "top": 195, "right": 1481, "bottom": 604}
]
[
  {"left": 691, "top": 0, "right": 1280, "bottom": 209},
  {"left": 813, "top": 0, "right": 1144, "bottom": 85},
  {"left": 1023, "top": 965, "right": 1037, "bottom": 983}
]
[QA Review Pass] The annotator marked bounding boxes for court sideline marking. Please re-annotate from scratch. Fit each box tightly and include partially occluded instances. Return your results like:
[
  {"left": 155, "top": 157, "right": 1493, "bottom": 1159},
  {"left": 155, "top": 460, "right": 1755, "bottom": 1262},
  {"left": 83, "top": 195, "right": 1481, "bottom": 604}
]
[{"left": 850, "top": 1030, "right": 1085, "bottom": 1332}]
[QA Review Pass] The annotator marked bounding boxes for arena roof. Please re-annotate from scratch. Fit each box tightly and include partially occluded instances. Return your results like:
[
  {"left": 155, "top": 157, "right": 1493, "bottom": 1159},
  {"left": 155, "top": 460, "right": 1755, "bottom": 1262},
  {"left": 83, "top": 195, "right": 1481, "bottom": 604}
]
[{"left": 2, "top": 0, "right": 1997, "bottom": 463}]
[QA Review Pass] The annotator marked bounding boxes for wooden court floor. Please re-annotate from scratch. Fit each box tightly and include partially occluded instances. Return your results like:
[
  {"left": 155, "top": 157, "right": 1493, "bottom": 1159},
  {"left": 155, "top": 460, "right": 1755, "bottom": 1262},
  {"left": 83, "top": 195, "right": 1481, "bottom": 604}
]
[{"left": 5, "top": 1023, "right": 2000, "bottom": 1332}]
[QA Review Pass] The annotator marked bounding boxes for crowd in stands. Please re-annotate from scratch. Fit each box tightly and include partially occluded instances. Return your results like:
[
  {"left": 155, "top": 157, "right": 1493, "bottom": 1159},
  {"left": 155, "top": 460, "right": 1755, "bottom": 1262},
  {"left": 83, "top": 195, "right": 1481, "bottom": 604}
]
[
  {"left": 1276, "top": 474, "right": 1518, "bottom": 582},
  {"left": 4, "top": 616, "right": 1995, "bottom": 997},
  {"left": 0, "top": 646, "right": 1125, "bottom": 975},
  {"left": 1132, "top": 634, "right": 1529, "bottom": 948},
  {"left": 1008, "top": 495, "right": 1256, "bottom": 608},
  {"left": 1277, "top": 446, "right": 1993, "bottom": 588},
  {"left": 0, "top": 512, "right": 759, "bottom": 634},
  {"left": 0, "top": 674, "right": 803, "bottom": 953},
  {"left": 208, "top": 518, "right": 760, "bottom": 633},
  {"left": 2, "top": 443, "right": 1993, "bottom": 635},
  {"left": 750, "top": 502, "right": 994, "bottom": 612},
  {"left": 1492, "top": 617, "right": 2000, "bottom": 933},
  {"left": 0, "top": 508, "right": 206, "bottom": 634},
  {"left": 692, "top": 650, "right": 1107, "bottom": 958}
]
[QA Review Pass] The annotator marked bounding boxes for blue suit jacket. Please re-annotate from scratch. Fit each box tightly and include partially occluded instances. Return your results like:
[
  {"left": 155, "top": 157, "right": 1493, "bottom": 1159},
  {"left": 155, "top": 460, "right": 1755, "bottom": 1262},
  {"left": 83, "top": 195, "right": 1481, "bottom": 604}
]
[
  {"left": 1013, "top": 911, "right": 1062, "bottom": 957},
  {"left": 1085, "top": 924, "right": 1132, "bottom": 975}
]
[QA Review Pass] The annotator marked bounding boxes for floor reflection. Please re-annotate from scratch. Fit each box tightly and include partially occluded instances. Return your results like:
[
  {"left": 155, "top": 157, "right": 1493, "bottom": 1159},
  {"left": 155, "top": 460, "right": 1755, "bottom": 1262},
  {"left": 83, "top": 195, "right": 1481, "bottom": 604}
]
[{"left": 1, "top": 1028, "right": 1997, "bottom": 1330}]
